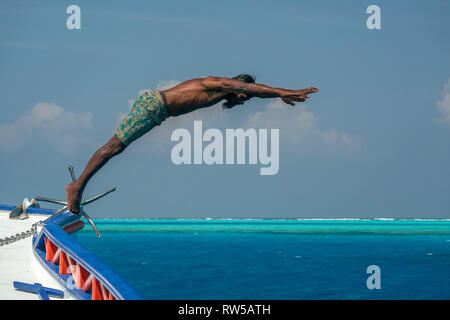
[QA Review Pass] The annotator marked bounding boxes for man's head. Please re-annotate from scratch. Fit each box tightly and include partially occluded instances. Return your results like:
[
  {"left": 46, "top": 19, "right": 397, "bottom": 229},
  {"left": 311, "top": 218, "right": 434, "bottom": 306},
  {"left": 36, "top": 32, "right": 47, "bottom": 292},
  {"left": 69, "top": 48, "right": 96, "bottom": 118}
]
[{"left": 223, "top": 74, "right": 256, "bottom": 109}]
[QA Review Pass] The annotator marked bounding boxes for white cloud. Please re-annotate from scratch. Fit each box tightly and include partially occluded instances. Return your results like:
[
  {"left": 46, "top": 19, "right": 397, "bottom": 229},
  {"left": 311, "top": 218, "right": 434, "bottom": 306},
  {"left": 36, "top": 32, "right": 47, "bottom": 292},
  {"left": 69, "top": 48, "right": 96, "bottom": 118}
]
[
  {"left": 0, "top": 102, "right": 92, "bottom": 154},
  {"left": 246, "top": 99, "right": 364, "bottom": 151},
  {"left": 156, "top": 79, "right": 181, "bottom": 91},
  {"left": 437, "top": 78, "right": 450, "bottom": 124}
]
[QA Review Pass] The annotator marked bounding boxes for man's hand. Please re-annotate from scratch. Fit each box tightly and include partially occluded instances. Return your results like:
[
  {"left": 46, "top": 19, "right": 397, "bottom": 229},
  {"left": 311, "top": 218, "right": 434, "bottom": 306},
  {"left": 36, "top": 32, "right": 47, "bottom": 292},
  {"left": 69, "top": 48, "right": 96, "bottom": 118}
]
[{"left": 281, "top": 86, "right": 319, "bottom": 106}]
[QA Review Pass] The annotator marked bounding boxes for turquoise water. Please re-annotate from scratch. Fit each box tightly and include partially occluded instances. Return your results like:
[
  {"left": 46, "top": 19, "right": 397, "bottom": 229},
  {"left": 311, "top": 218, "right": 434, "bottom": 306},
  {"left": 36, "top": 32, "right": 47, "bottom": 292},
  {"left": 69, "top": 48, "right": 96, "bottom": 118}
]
[{"left": 76, "top": 219, "right": 450, "bottom": 299}]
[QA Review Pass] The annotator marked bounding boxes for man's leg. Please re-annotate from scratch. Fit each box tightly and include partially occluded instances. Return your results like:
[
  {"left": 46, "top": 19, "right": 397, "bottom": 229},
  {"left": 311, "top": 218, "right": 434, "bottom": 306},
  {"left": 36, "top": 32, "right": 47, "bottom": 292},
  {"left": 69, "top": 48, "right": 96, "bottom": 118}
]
[
  {"left": 66, "top": 89, "right": 168, "bottom": 214},
  {"left": 65, "top": 135, "right": 126, "bottom": 214}
]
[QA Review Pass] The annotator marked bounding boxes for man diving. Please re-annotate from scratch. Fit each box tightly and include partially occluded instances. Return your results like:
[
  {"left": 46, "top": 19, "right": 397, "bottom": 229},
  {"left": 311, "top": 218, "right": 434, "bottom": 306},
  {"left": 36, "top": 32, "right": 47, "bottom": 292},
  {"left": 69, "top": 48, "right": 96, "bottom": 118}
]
[{"left": 66, "top": 75, "right": 319, "bottom": 214}]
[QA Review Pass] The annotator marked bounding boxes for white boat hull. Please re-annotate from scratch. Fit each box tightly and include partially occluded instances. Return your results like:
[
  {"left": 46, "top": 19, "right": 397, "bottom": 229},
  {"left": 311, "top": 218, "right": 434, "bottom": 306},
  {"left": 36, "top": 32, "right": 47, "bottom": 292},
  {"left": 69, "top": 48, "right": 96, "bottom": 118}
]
[{"left": 0, "top": 210, "right": 74, "bottom": 300}]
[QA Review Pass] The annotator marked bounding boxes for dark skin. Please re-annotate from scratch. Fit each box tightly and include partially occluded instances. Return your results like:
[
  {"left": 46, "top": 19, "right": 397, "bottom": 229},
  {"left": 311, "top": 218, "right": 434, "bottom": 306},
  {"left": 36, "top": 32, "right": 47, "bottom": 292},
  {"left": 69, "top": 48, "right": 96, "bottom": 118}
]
[{"left": 66, "top": 76, "right": 319, "bottom": 213}]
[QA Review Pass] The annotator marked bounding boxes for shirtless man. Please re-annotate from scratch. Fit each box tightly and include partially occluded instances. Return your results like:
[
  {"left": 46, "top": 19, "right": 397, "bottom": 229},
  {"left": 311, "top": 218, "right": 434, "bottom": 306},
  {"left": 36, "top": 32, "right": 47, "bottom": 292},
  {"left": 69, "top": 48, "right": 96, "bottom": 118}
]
[{"left": 66, "top": 74, "right": 319, "bottom": 214}]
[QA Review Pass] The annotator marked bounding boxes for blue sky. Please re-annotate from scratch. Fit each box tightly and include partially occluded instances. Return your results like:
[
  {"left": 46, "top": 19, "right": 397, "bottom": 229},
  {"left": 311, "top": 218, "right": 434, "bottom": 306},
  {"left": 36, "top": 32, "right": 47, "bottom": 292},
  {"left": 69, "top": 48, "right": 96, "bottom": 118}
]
[{"left": 0, "top": 0, "right": 449, "bottom": 218}]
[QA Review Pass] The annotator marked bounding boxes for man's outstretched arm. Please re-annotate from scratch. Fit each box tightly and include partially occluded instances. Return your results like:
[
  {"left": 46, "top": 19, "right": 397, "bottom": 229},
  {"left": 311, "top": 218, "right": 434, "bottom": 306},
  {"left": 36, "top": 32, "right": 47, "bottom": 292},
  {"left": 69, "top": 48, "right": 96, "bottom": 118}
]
[{"left": 204, "top": 76, "right": 319, "bottom": 105}]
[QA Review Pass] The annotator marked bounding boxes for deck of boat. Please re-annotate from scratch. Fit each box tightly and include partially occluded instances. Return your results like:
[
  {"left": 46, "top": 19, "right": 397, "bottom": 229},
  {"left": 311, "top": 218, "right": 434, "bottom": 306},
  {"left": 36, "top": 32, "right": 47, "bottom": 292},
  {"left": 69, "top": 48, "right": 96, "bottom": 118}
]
[{"left": 0, "top": 209, "right": 74, "bottom": 300}]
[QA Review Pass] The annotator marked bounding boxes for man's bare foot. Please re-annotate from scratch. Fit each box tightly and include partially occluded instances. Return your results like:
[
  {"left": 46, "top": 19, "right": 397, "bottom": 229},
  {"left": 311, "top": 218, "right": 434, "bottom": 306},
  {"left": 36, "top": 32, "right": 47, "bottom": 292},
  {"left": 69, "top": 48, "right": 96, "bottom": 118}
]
[{"left": 66, "top": 182, "right": 82, "bottom": 214}]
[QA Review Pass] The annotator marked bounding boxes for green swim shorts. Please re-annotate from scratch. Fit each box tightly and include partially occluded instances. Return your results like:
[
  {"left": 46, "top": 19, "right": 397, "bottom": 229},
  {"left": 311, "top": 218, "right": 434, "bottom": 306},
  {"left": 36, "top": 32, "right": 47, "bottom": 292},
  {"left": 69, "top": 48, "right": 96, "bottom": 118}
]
[{"left": 115, "top": 89, "right": 169, "bottom": 145}]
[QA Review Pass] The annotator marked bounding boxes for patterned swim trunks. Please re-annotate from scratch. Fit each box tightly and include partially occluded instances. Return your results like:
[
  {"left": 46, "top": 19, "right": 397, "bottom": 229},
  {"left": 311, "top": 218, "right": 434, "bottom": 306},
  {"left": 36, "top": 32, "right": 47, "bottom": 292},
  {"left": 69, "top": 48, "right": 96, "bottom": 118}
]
[{"left": 115, "top": 89, "right": 169, "bottom": 145}]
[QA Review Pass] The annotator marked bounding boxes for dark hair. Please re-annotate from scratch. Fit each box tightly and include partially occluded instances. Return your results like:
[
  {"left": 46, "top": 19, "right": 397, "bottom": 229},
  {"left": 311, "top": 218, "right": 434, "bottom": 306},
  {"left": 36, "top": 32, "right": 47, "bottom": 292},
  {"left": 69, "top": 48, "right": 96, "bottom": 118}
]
[
  {"left": 223, "top": 74, "right": 256, "bottom": 109},
  {"left": 232, "top": 74, "right": 255, "bottom": 83}
]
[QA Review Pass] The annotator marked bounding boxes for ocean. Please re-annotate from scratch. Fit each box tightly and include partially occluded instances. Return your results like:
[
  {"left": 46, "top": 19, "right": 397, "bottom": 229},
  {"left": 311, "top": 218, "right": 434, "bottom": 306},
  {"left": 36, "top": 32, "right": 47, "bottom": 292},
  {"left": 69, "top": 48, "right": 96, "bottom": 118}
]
[{"left": 76, "top": 219, "right": 450, "bottom": 300}]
